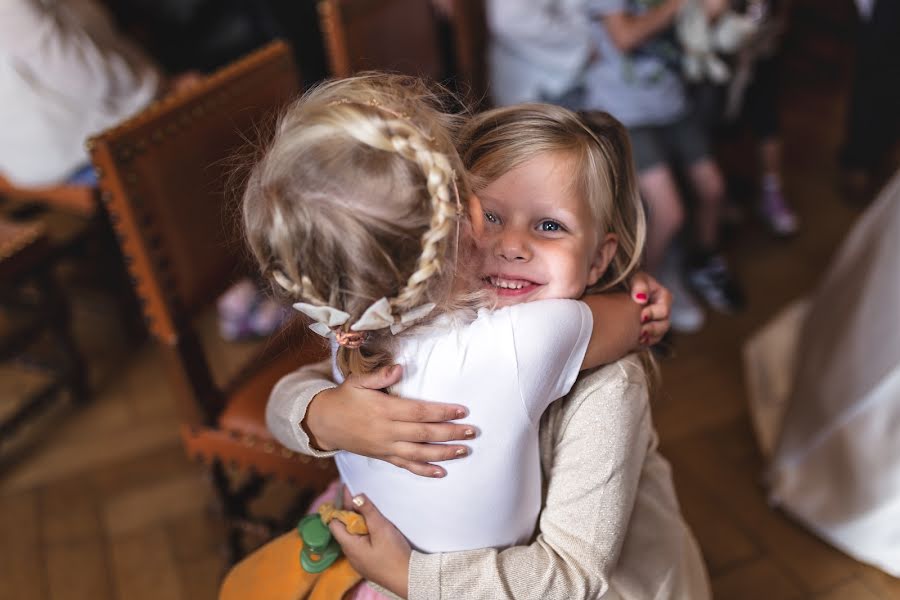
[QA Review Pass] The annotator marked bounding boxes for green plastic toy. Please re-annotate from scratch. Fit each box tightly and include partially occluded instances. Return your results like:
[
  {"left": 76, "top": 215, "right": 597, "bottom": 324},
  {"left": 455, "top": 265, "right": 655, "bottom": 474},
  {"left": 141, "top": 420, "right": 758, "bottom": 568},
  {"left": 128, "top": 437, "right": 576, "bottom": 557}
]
[{"left": 297, "top": 514, "right": 342, "bottom": 573}]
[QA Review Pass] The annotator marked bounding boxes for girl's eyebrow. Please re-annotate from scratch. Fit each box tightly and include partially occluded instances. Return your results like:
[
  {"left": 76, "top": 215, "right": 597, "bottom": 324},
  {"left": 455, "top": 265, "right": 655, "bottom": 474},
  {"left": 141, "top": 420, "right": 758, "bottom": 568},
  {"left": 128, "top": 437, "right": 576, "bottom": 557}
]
[
  {"left": 532, "top": 201, "right": 578, "bottom": 221},
  {"left": 476, "top": 190, "right": 507, "bottom": 205}
]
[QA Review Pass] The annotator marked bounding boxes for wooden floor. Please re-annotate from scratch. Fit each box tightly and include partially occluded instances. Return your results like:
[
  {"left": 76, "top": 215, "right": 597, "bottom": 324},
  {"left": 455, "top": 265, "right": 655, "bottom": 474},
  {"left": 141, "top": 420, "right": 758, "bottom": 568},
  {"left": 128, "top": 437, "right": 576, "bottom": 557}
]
[{"left": 2, "top": 5, "right": 899, "bottom": 600}]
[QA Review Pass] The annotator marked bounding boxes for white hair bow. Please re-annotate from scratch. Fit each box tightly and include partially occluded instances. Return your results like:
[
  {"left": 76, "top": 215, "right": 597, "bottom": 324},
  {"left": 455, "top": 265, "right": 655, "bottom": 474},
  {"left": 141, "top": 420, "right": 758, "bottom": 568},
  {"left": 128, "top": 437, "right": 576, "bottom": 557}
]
[
  {"left": 352, "top": 298, "right": 436, "bottom": 334},
  {"left": 292, "top": 303, "right": 350, "bottom": 337},
  {"left": 292, "top": 298, "right": 436, "bottom": 338}
]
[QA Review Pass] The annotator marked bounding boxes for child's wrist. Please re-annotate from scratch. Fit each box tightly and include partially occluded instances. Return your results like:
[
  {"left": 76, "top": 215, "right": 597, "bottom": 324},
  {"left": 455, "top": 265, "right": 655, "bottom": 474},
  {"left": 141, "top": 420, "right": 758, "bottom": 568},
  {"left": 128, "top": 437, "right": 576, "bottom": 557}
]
[{"left": 302, "top": 390, "right": 337, "bottom": 452}]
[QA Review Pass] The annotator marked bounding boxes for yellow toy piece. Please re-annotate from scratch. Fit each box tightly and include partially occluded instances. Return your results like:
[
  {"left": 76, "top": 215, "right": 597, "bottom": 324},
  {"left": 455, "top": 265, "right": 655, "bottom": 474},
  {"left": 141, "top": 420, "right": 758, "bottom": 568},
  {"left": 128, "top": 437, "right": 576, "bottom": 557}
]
[{"left": 318, "top": 502, "right": 369, "bottom": 535}]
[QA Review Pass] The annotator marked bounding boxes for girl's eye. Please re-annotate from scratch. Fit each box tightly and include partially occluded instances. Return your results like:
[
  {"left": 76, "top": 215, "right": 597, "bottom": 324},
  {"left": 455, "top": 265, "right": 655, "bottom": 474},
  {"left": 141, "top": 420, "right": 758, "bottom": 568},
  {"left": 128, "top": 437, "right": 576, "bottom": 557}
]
[
  {"left": 484, "top": 211, "right": 499, "bottom": 224},
  {"left": 539, "top": 220, "right": 563, "bottom": 232}
]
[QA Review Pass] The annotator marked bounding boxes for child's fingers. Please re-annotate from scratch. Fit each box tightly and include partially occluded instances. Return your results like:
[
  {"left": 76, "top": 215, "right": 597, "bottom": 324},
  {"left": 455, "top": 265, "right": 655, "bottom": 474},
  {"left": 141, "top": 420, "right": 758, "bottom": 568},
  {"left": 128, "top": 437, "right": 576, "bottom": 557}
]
[
  {"left": 640, "top": 302, "right": 670, "bottom": 325},
  {"left": 346, "top": 494, "right": 387, "bottom": 528},
  {"left": 387, "top": 396, "right": 469, "bottom": 423},
  {"left": 394, "top": 421, "right": 476, "bottom": 444},
  {"left": 388, "top": 457, "right": 447, "bottom": 478},
  {"left": 393, "top": 440, "right": 470, "bottom": 464},
  {"left": 630, "top": 277, "right": 650, "bottom": 304},
  {"left": 329, "top": 517, "right": 368, "bottom": 551},
  {"left": 641, "top": 321, "right": 669, "bottom": 345}
]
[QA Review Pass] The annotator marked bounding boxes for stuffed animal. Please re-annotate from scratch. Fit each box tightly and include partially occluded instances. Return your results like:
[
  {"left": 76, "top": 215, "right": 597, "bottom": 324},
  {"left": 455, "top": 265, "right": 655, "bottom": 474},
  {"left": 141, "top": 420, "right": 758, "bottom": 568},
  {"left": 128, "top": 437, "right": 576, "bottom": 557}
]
[{"left": 676, "top": 0, "right": 758, "bottom": 83}]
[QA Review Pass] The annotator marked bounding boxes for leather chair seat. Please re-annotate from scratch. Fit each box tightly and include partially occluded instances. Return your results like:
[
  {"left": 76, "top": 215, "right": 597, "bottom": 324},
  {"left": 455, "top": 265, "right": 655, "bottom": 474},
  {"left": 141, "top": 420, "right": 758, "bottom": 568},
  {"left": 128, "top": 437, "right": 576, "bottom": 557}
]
[{"left": 219, "top": 348, "right": 302, "bottom": 439}]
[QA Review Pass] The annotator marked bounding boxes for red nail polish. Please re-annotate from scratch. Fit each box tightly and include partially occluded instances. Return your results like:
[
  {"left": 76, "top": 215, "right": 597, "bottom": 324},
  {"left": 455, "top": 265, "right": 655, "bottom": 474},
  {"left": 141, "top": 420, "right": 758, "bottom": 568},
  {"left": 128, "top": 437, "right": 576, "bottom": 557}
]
[
  {"left": 635, "top": 293, "right": 647, "bottom": 302},
  {"left": 641, "top": 314, "right": 649, "bottom": 324}
]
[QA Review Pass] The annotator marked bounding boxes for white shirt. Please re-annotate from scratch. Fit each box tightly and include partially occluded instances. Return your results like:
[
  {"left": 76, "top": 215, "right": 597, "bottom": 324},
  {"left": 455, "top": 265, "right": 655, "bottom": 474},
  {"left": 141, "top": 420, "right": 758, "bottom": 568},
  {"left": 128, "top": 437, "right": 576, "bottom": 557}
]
[
  {"left": 336, "top": 300, "right": 592, "bottom": 553},
  {"left": 486, "top": 0, "right": 594, "bottom": 105},
  {"left": 0, "top": 0, "right": 160, "bottom": 186}
]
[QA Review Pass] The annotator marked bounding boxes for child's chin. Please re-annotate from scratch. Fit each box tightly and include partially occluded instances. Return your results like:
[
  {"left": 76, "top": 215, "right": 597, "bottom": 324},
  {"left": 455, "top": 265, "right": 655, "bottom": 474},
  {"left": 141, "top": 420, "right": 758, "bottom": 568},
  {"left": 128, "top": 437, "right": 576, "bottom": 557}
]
[
  {"left": 494, "top": 295, "right": 526, "bottom": 307},
  {"left": 492, "top": 289, "right": 542, "bottom": 307}
]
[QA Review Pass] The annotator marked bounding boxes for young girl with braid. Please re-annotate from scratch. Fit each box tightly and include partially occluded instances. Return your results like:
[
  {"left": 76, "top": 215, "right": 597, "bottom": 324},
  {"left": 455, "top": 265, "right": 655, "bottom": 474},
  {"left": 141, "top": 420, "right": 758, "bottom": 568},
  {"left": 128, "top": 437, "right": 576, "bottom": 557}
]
[{"left": 223, "top": 75, "right": 705, "bottom": 599}]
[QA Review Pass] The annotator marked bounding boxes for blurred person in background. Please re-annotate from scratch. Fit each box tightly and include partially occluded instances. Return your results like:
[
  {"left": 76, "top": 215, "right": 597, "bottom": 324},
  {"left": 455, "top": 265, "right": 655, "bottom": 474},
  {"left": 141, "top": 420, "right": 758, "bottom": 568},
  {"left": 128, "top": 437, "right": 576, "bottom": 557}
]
[
  {"left": 582, "top": 0, "right": 746, "bottom": 333},
  {"left": 838, "top": 0, "right": 900, "bottom": 203},
  {"left": 0, "top": 0, "right": 200, "bottom": 189},
  {"left": 485, "top": 0, "right": 596, "bottom": 107},
  {"left": 704, "top": 0, "right": 800, "bottom": 237}
]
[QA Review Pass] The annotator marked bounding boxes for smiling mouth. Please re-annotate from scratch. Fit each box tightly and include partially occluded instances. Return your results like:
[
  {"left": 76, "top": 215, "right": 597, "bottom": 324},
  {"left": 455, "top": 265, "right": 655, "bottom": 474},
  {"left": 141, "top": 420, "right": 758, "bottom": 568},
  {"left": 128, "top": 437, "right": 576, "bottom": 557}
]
[{"left": 484, "top": 275, "right": 541, "bottom": 296}]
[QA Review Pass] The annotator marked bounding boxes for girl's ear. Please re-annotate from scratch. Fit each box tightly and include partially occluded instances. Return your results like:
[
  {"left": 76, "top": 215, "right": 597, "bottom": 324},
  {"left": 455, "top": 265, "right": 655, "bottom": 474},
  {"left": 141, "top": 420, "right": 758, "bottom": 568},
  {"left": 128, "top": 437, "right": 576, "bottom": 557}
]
[
  {"left": 467, "top": 193, "right": 484, "bottom": 238},
  {"left": 587, "top": 233, "right": 618, "bottom": 287}
]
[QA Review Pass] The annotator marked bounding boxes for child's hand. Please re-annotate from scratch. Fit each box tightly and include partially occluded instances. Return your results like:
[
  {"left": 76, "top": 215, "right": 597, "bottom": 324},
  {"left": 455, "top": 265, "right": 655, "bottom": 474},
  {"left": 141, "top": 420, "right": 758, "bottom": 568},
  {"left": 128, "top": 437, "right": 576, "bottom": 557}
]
[
  {"left": 630, "top": 272, "right": 672, "bottom": 346},
  {"left": 304, "top": 365, "right": 475, "bottom": 478},
  {"left": 329, "top": 491, "right": 412, "bottom": 599}
]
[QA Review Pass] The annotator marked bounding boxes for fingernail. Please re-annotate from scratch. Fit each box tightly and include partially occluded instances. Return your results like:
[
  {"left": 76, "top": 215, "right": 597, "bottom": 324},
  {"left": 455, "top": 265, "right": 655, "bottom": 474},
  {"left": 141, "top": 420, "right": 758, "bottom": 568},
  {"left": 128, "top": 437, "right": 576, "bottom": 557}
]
[
  {"left": 634, "top": 292, "right": 647, "bottom": 302},
  {"left": 464, "top": 429, "right": 475, "bottom": 438},
  {"left": 641, "top": 314, "right": 649, "bottom": 323},
  {"left": 455, "top": 447, "right": 467, "bottom": 456},
  {"left": 432, "top": 469, "right": 445, "bottom": 478},
  {"left": 455, "top": 409, "right": 466, "bottom": 419},
  {"left": 352, "top": 495, "right": 365, "bottom": 507}
]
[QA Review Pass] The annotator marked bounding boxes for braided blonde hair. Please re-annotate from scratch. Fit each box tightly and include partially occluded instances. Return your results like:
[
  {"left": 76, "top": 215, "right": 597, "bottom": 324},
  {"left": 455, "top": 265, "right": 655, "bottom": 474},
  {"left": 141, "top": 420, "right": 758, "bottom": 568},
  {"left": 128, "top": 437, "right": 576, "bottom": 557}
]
[{"left": 243, "top": 73, "right": 478, "bottom": 376}]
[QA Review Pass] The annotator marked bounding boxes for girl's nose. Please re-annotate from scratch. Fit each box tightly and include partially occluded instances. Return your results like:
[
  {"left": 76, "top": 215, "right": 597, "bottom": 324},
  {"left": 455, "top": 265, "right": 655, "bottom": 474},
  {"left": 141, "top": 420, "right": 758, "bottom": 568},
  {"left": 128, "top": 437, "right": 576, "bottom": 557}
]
[{"left": 495, "top": 230, "right": 531, "bottom": 262}]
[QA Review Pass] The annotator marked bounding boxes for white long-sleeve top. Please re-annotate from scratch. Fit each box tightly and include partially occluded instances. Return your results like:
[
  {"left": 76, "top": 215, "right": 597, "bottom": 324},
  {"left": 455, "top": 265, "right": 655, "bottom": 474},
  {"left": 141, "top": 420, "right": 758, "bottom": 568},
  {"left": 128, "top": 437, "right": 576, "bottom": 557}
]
[{"left": 273, "top": 300, "right": 593, "bottom": 553}]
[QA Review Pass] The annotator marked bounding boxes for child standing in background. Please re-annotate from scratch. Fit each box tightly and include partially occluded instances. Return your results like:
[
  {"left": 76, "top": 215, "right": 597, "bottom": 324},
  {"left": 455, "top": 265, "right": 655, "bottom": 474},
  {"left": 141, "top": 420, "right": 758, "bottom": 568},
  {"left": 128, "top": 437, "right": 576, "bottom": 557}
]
[{"left": 584, "top": 0, "right": 746, "bottom": 332}]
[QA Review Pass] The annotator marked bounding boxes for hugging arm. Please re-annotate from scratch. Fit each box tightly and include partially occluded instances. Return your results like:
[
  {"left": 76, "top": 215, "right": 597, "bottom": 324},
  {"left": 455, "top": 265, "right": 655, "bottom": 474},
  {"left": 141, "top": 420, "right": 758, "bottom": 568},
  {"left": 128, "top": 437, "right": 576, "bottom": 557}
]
[
  {"left": 266, "top": 361, "right": 474, "bottom": 477},
  {"left": 580, "top": 272, "right": 671, "bottom": 370},
  {"left": 266, "top": 274, "right": 669, "bottom": 469},
  {"left": 599, "top": 0, "right": 685, "bottom": 52}
]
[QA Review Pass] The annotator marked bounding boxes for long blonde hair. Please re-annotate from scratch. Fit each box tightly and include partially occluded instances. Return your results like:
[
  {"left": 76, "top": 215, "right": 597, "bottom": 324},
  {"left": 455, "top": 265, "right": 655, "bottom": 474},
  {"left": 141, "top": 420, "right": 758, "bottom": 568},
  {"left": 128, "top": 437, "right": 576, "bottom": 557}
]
[
  {"left": 242, "top": 73, "right": 477, "bottom": 376},
  {"left": 459, "top": 105, "right": 658, "bottom": 389}
]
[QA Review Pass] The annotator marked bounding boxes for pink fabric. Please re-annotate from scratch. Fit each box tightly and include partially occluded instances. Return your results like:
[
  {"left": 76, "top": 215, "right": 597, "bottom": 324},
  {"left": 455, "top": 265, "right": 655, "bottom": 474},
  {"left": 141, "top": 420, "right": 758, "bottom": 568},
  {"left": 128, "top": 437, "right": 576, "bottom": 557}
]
[
  {"left": 308, "top": 479, "right": 344, "bottom": 514},
  {"left": 308, "top": 479, "right": 393, "bottom": 600},
  {"left": 347, "top": 582, "right": 394, "bottom": 600}
]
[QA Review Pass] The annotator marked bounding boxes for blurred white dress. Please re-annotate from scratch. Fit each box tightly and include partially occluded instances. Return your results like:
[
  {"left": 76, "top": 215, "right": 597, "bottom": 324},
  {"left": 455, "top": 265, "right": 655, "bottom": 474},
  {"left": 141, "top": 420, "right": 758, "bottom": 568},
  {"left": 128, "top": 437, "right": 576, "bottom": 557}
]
[
  {"left": 0, "top": 0, "right": 160, "bottom": 186},
  {"left": 744, "top": 169, "right": 900, "bottom": 577}
]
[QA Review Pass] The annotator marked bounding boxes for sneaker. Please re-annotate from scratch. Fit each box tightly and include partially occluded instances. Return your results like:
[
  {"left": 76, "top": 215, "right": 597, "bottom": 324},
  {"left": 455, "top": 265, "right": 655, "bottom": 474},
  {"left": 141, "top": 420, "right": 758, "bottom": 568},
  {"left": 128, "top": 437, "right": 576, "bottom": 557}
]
[
  {"left": 658, "top": 251, "right": 706, "bottom": 334},
  {"left": 759, "top": 182, "right": 799, "bottom": 236},
  {"left": 686, "top": 254, "right": 746, "bottom": 313},
  {"left": 670, "top": 284, "right": 706, "bottom": 333}
]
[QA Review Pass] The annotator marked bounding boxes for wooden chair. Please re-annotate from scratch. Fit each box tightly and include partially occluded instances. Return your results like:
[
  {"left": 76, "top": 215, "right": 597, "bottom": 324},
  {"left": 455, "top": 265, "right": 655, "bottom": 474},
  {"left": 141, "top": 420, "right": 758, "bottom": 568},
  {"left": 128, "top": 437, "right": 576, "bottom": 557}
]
[
  {"left": 0, "top": 173, "right": 145, "bottom": 341},
  {"left": 0, "top": 218, "right": 87, "bottom": 449},
  {"left": 318, "top": 0, "right": 488, "bottom": 103},
  {"left": 87, "top": 40, "right": 337, "bottom": 560}
]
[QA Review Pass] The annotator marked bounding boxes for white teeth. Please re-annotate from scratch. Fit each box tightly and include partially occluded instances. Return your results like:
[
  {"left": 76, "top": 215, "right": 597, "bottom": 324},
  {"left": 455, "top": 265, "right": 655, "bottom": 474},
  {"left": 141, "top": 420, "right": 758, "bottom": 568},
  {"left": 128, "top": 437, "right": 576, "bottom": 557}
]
[{"left": 489, "top": 277, "right": 527, "bottom": 290}]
